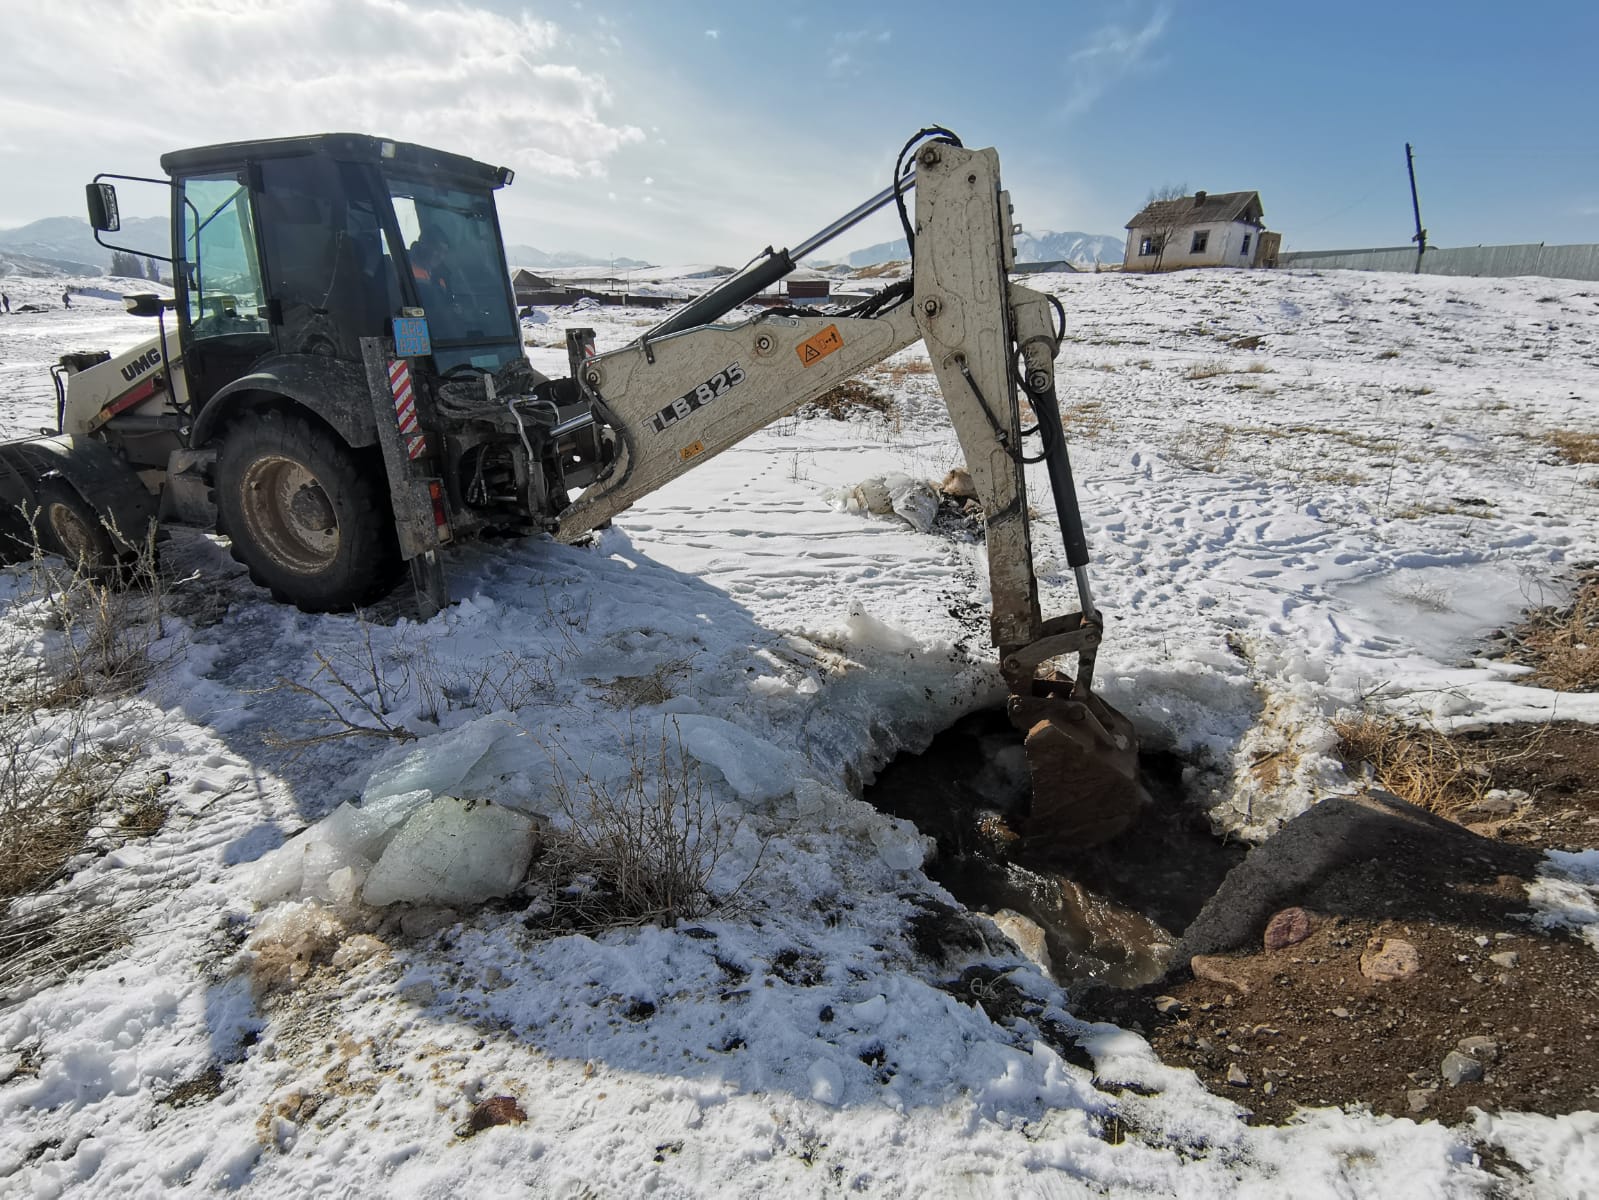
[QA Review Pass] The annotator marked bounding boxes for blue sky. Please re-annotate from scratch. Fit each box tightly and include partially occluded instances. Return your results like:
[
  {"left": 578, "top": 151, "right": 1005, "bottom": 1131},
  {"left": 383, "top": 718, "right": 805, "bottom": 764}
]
[{"left": 4, "top": 0, "right": 1596, "bottom": 263}]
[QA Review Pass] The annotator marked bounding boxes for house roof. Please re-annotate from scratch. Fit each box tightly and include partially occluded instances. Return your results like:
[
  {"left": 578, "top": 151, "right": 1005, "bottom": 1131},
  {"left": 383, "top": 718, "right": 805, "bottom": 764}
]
[
  {"left": 510, "top": 267, "right": 558, "bottom": 288},
  {"left": 1125, "top": 190, "right": 1263, "bottom": 230}
]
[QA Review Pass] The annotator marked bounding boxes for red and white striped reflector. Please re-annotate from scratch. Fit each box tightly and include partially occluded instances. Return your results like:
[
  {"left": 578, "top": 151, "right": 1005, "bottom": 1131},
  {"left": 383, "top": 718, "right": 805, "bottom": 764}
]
[{"left": 388, "top": 358, "right": 427, "bottom": 458}]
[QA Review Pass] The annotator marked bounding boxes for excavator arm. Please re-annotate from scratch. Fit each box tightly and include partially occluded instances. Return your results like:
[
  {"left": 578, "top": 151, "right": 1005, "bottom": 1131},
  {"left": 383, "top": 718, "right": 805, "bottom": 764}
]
[{"left": 556, "top": 134, "right": 1142, "bottom": 850}]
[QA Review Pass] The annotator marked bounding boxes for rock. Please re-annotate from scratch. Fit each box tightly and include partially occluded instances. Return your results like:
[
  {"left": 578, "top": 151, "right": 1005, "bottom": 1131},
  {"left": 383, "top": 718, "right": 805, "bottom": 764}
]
[
  {"left": 939, "top": 468, "right": 978, "bottom": 500},
  {"left": 1190, "top": 954, "right": 1252, "bottom": 994},
  {"left": 1457, "top": 1036, "right": 1501, "bottom": 1064},
  {"left": 1359, "top": 937, "right": 1420, "bottom": 983},
  {"left": 1408, "top": 1087, "right": 1437, "bottom": 1113},
  {"left": 1262, "top": 1080, "right": 1276, "bottom": 1096},
  {"left": 1331, "top": 1006, "right": 1352, "bottom": 1020},
  {"left": 1226, "top": 1063, "right": 1249, "bottom": 1087},
  {"left": 985, "top": 909, "right": 1053, "bottom": 976},
  {"left": 1153, "top": 995, "right": 1183, "bottom": 1015},
  {"left": 400, "top": 906, "right": 460, "bottom": 939},
  {"left": 330, "top": 933, "right": 386, "bottom": 970},
  {"left": 1441, "top": 1050, "right": 1485, "bottom": 1086},
  {"left": 1175, "top": 790, "right": 1541, "bottom": 962},
  {"left": 465, "top": 1095, "right": 527, "bottom": 1135},
  {"left": 1489, "top": 951, "right": 1519, "bottom": 970},
  {"left": 1263, "top": 907, "right": 1313, "bottom": 951}
]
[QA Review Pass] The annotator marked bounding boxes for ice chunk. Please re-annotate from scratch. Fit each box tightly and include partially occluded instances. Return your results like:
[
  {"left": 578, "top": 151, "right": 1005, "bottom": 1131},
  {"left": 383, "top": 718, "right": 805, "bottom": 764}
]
[
  {"left": 887, "top": 476, "right": 938, "bottom": 534},
  {"left": 869, "top": 817, "right": 929, "bottom": 871},
  {"left": 671, "top": 714, "right": 793, "bottom": 803},
  {"left": 807, "top": 1058, "right": 844, "bottom": 1106},
  {"left": 247, "top": 789, "right": 432, "bottom": 904},
  {"left": 844, "top": 600, "right": 921, "bottom": 654},
  {"left": 361, "top": 797, "right": 538, "bottom": 908},
  {"left": 361, "top": 719, "right": 512, "bottom": 805}
]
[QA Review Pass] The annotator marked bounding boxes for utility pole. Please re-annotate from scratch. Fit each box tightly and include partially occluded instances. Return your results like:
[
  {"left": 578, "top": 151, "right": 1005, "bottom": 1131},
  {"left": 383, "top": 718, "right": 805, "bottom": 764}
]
[{"left": 1405, "top": 142, "right": 1427, "bottom": 275}]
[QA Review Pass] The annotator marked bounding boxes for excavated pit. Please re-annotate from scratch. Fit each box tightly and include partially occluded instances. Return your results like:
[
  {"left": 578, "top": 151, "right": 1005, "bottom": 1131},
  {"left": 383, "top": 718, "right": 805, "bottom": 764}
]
[{"left": 867, "top": 707, "right": 1244, "bottom": 988}]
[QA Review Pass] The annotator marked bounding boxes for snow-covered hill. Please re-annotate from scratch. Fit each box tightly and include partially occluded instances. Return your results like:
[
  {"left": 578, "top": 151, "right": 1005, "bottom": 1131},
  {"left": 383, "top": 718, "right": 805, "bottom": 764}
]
[
  {"left": 0, "top": 265, "right": 1596, "bottom": 1195},
  {"left": 844, "top": 229, "right": 1126, "bottom": 268}
]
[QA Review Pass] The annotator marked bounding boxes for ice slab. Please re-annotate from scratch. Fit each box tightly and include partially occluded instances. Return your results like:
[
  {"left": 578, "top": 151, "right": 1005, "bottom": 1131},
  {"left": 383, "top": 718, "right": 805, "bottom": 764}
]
[{"left": 362, "top": 797, "right": 538, "bottom": 907}]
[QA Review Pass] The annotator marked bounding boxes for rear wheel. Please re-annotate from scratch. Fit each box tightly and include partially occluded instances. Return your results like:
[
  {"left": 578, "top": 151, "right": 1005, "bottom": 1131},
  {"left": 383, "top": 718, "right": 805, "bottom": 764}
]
[
  {"left": 38, "top": 478, "right": 124, "bottom": 575},
  {"left": 216, "top": 408, "right": 401, "bottom": 611}
]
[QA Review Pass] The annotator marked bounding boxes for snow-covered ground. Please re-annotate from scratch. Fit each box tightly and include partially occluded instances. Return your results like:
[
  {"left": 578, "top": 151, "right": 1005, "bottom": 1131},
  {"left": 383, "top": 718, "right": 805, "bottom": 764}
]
[{"left": 0, "top": 266, "right": 1596, "bottom": 1196}]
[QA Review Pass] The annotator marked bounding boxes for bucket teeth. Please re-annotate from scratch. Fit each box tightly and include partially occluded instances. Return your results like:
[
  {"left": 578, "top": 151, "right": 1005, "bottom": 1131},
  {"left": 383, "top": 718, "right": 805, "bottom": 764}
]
[{"left": 1008, "top": 672, "right": 1142, "bottom": 853}]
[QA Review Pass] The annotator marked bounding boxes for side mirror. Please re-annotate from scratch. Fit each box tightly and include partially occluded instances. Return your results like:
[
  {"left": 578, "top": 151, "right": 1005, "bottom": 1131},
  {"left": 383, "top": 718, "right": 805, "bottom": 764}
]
[
  {"left": 123, "top": 293, "right": 172, "bottom": 318},
  {"left": 86, "top": 182, "right": 121, "bottom": 232}
]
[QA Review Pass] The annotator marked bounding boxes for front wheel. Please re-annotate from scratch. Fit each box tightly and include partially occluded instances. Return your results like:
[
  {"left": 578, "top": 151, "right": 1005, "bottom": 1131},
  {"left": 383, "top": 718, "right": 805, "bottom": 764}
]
[{"left": 215, "top": 408, "right": 401, "bottom": 611}]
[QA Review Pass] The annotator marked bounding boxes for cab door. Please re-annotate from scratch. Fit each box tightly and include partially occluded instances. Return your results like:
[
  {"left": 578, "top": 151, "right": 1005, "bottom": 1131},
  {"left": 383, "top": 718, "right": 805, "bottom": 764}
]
[{"left": 173, "top": 170, "right": 274, "bottom": 414}]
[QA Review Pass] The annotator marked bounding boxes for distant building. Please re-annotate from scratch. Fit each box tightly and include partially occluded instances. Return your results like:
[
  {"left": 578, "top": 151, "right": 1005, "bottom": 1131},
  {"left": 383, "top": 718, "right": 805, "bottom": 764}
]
[
  {"left": 510, "top": 267, "right": 561, "bottom": 304},
  {"left": 783, "top": 268, "right": 830, "bottom": 302},
  {"left": 1123, "top": 191, "right": 1271, "bottom": 272}
]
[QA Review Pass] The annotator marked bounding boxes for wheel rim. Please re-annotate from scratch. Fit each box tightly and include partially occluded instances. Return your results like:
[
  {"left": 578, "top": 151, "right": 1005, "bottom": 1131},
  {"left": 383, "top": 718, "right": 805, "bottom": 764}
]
[
  {"left": 238, "top": 455, "right": 339, "bottom": 575},
  {"left": 47, "top": 500, "right": 97, "bottom": 565}
]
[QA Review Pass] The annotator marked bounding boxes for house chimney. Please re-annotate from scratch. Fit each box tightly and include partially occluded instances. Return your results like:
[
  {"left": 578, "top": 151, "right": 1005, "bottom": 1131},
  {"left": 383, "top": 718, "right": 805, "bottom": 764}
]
[{"left": 1193, "top": 190, "right": 1207, "bottom": 207}]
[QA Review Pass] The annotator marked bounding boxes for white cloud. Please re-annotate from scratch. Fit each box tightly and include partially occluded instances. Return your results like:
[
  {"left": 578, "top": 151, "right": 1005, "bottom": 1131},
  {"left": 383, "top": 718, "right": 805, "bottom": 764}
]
[
  {"left": 1060, "top": 3, "right": 1171, "bottom": 121},
  {"left": 705, "top": 29, "right": 719, "bottom": 40},
  {"left": 0, "top": 0, "right": 643, "bottom": 223},
  {"left": 826, "top": 27, "right": 891, "bottom": 77}
]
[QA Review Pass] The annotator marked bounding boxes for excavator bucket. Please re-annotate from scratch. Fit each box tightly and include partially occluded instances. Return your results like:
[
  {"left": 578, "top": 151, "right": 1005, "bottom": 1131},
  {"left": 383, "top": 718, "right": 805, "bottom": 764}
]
[{"left": 1007, "top": 669, "right": 1143, "bottom": 854}]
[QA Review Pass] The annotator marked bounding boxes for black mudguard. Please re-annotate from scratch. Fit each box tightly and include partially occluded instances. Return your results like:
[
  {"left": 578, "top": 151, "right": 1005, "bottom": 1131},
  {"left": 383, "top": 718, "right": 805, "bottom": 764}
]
[
  {"left": 0, "top": 435, "right": 159, "bottom": 557},
  {"left": 191, "top": 354, "right": 378, "bottom": 450}
]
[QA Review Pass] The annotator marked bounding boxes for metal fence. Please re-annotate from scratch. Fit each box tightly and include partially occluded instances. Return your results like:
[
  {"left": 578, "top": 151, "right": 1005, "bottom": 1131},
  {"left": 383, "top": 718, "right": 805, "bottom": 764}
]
[{"left": 1277, "top": 242, "right": 1599, "bottom": 282}]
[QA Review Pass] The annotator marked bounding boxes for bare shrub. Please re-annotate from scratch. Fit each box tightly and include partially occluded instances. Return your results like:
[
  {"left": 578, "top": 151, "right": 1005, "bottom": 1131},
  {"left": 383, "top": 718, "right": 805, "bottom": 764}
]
[
  {"left": 265, "top": 620, "right": 418, "bottom": 746},
  {"left": 1333, "top": 713, "right": 1504, "bottom": 819},
  {"left": 534, "top": 723, "right": 739, "bottom": 929}
]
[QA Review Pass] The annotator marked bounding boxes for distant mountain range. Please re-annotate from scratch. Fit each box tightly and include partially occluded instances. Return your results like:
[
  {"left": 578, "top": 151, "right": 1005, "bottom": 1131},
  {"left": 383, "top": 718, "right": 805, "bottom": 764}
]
[
  {"left": 841, "top": 229, "right": 1127, "bottom": 268},
  {"left": 504, "top": 244, "right": 650, "bottom": 271},
  {"left": 0, "top": 216, "right": 169, "bottom": 277},
  {"left": 0, "top": 216, "right": 649, "bottom": 278}
]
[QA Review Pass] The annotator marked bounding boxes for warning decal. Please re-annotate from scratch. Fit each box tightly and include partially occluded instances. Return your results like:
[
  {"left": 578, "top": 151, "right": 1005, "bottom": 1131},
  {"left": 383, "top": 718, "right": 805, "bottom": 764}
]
[{"left": 796, "top": 324, "right": 843, "bottom": 367}]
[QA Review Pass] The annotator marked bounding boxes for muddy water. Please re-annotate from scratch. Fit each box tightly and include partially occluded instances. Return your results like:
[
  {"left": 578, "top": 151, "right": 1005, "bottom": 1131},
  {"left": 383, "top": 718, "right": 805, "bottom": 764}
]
[{"left": 867, "top": 708, "right": 1244, "bottom": 988}]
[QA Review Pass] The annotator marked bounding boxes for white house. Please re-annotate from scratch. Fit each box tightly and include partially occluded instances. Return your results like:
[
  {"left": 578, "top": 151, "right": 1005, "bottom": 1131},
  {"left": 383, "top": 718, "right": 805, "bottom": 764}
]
[{"left": 1122, "top": 190, "right": 1268, "bottom": 272}]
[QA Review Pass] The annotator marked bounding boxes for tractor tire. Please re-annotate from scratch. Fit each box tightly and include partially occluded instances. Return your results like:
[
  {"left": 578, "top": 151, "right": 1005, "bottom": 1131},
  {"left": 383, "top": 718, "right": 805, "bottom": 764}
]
[
  {"left": 215, "top": 408, "right": 401, "bottom": 611},
  {"left": 37, "top": 477, "right": 125, "bottom": 576}
]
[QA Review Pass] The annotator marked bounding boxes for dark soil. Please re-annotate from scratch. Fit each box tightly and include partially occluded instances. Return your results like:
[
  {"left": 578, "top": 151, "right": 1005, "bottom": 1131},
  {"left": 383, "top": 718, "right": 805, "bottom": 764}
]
[
  {"left": 1080, "top": 720, "right": 1599, "bottom": 1127},
  {"left": 1454, "top": 721, "right": 1599, "bottom": 852}
]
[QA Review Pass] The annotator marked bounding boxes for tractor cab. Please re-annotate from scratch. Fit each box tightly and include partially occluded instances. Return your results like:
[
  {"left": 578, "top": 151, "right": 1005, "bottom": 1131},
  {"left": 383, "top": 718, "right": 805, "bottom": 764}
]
[{"left": 146, "top": 133, "right": 524, "bottom": 403}]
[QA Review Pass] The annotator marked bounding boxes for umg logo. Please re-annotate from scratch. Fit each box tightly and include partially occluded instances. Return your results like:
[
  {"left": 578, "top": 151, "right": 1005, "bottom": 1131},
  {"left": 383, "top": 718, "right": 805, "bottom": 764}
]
[{"left": 121, "top": 347, "right": 162, "bottom": 382}]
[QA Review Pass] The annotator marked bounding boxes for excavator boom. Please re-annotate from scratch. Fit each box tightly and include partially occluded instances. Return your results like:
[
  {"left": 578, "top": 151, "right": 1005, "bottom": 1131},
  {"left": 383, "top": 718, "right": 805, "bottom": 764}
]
[{"left": 556, "top": 133, "right": 1142, "bottom": 849}]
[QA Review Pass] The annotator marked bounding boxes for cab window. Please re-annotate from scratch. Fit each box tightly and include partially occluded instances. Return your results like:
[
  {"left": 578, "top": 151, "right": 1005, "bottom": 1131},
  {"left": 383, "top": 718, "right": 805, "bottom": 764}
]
[{"left": 178, "top": 173, "right": 268, "bottom": 341}]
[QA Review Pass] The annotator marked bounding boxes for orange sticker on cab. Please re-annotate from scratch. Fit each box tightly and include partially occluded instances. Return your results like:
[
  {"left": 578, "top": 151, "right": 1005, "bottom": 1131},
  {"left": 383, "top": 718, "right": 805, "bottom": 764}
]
[
  {"left": 679, "top": 439, "right": 706, "bottom": 462},
  {"left": 797, "top": 324, "right": 843, "bottom": 367}
]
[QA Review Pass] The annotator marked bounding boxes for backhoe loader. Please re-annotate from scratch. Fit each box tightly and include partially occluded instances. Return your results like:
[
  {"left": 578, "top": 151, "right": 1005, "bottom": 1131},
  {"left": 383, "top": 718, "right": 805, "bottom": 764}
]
[{"left": 0, "top": 127, "right": 1140, "bottom": 848}]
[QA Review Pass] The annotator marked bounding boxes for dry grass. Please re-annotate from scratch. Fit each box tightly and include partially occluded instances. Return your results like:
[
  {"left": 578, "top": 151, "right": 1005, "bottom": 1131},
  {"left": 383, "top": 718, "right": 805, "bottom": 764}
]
[
  {"left": 1184, "top": 360, "right": 1231, "bottom": 381},
  {"left": 1547, "top": 430, "right": 1599, "bottom": 466},
  {"left": 1061, "top": 400, "right": 1113, "bottom": 441},
  {"left": 0, "top": 538, "right": 174, "bottom": 1001},
  {"left": 1377, "top": 349, "right": 1401, "bottom": 360},
  {"left": 806, "top": 380, "right": 898, "bottom": 422},
  {"left": 1333, "top": 713, "right": 1502, "bottom": 819},
  {"left": 1516, "top": 578, "right": 1599, "bottom": 692},
  {"left": 852, "top": 261, "right": 908, "bottom": 279}
]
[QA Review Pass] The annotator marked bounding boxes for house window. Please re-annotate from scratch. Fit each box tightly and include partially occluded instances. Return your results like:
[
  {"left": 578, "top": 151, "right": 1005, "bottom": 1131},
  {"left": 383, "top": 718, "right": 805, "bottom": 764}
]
[
  {"left": 1241, "top": 233, "right": 1252, "bottom": 256},
  {"left": 1190, "top": 230, "right": 1209, "bottom": 254},
  {"left": 1138, "top": 235, "right": 1162, "bottom": 257}
]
